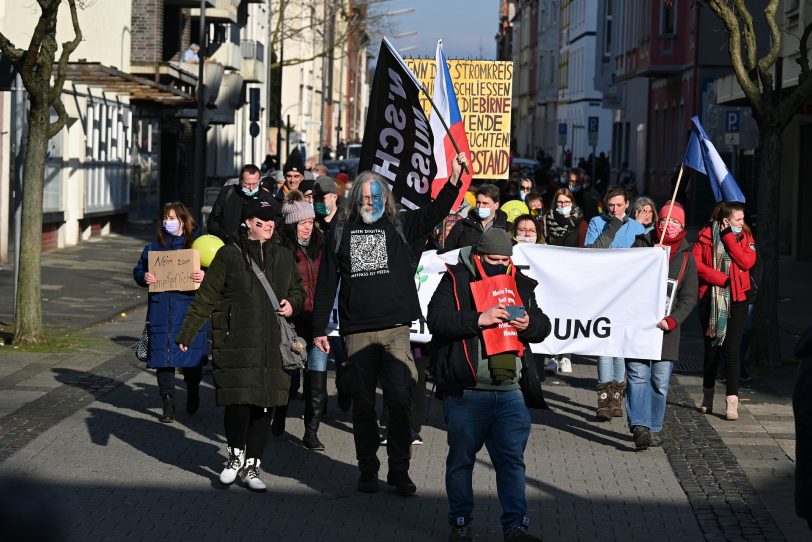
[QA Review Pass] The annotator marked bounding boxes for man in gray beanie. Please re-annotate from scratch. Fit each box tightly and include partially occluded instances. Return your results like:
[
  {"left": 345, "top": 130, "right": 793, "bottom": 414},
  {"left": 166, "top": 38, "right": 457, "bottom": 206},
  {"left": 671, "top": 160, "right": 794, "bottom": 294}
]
[{"left": 427, "top": 228, "right": 551, "bottom": 542}]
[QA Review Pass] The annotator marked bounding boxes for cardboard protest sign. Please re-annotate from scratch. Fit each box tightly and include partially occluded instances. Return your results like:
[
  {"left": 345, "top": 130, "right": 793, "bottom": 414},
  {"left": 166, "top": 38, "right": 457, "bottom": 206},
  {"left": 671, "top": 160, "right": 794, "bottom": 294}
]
[
  {"left": 404, "top": 58, "right": 513, "bottom": 179},
  {"left": 147, "top": 249, "right": 200, "bottom": 292}
]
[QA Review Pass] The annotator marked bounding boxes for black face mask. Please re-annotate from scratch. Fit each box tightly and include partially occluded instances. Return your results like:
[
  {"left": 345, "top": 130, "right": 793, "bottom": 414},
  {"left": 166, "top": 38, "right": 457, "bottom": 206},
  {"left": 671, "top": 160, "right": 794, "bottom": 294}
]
[{"left": 481, "top": 261, "right": 508, "bottom": 277}]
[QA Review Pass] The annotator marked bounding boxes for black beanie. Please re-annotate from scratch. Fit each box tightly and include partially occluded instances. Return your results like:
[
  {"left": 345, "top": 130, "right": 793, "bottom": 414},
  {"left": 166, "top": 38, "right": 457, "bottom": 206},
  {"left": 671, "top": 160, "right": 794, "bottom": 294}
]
[{"left": 283, "top": 149, "right": 305, "bottom": 175}]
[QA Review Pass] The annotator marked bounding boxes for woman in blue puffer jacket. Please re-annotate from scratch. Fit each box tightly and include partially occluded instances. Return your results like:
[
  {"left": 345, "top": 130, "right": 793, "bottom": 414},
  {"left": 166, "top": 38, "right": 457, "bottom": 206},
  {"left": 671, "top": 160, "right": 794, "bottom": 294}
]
[
  {"left": 584, "top": 186, "right": 646, "bottom": 421},
  {"left": 134, "top": 202, "right": 208, "bottom": 423}
]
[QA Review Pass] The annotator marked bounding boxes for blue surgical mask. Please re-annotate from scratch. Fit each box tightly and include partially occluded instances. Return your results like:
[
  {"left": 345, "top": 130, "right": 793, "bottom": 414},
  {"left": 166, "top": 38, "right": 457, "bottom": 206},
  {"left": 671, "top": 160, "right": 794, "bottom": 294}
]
[
  {"left": 162, "top": 219, "right": 181, "bottom": 235},
  {"left": 314, "top": 203, "right": 330, "bottom": 216},
  {"left": 731, "top": 225, "right": 743, "bottom": 234},
  {"left": 519, "top": 191, "right": 527, "bottom": 201},
  {"left": 569, "top": 184, "right": 581, "bottom": 193},
  {"left": 476, "top": 207, "right": 492, "bottom": 220},
  {"left": 556, "top": 206, "right": 572, "bottom": 216},
  {"left": 242, "top": 186, "right": 259, "bottom": 197}
]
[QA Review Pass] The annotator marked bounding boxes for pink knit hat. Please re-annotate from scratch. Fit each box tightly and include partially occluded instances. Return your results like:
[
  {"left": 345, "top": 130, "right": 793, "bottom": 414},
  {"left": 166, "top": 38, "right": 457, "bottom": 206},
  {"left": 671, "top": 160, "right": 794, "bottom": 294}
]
[
  {"left": 659, "top": 200, "right": 685, "bottom": 225},
  {"left": 282, "top": 190, "right": 315, "bottom": 224}
]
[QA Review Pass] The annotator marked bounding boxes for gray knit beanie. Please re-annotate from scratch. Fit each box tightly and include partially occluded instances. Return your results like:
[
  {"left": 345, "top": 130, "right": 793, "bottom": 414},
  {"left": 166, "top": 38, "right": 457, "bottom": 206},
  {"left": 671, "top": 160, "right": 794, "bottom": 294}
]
[
  {"left": 282, "top": 190, "right": 316, "bottom": 224},
  {"left": 476, "top": 228, "right": 513, "bottom": 257}
]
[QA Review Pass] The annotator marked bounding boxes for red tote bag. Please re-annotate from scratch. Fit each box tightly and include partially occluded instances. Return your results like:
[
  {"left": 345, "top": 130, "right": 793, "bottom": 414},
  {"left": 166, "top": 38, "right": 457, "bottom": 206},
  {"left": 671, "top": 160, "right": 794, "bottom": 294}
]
[{"left": 469, "top": 255, "right": 525, "bottom": 357}]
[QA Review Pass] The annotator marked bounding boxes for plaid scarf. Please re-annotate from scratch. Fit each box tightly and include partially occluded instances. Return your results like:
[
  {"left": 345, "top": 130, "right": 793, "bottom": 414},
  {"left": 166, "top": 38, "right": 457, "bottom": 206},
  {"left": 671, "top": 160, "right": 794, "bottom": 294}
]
[
  {"left": 708, "top": 223, "right": 731, "bottom": 346},
  {"left": 543, "top": 206, "right": 583, "bottom": 241}
]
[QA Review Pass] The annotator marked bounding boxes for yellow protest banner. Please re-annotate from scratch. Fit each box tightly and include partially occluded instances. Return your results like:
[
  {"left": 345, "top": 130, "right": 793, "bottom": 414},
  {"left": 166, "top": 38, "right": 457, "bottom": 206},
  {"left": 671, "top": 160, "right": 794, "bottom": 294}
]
[
  {"left": 404, "top": 58, "right": 513, "bottom": 179},
  {"left": 147, "top": 249, "right": 200, "bottom": 293}
]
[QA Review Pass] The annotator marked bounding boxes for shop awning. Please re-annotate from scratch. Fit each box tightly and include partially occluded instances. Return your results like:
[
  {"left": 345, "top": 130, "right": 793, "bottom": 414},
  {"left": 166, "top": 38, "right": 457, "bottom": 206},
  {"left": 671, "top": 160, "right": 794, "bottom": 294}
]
[{"left": 63, "top": 62, "right": 195, "bottom": 105}]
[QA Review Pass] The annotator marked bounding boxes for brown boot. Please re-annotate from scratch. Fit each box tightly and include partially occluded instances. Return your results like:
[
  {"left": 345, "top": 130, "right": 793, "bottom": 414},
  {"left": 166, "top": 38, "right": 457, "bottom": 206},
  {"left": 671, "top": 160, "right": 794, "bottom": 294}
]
[
  {"left": 725, "top": 395, "right": 739, "bottom": 421},
  {"left": 610, "top": 380, "right": 626, "bottom": 418},
  {"left": 596, "top": 383, "right": 612, "bottom": 422},
  {"left": 698, "top": 387, "right": 714, "bottom": 413}
]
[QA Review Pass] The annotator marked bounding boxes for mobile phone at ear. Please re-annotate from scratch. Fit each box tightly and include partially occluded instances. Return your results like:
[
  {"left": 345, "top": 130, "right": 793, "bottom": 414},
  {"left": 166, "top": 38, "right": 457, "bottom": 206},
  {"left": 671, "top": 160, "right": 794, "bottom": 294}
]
[{"left": 505, "top": 305, "right": 526, "bottom": 320}]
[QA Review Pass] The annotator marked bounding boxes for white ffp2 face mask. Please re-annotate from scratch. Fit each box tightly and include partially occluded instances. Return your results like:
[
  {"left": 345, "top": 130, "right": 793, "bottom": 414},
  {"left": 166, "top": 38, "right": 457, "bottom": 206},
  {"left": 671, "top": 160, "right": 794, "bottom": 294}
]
[{"left": 476, "top": 207, "right": 492, "bottom": 220}]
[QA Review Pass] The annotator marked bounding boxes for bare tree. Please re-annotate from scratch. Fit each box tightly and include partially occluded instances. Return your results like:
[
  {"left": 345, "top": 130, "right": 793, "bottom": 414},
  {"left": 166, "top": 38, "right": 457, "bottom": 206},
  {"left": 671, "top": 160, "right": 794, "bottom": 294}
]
[
  {"left": 269, "top": 0, "right": 384, "bottom": 69},
  {"left": 666, "top": 0, "right": 812, "bottom": 367},
  {"left": 0, "top": 0, "right": 83, "bottom": 344}
]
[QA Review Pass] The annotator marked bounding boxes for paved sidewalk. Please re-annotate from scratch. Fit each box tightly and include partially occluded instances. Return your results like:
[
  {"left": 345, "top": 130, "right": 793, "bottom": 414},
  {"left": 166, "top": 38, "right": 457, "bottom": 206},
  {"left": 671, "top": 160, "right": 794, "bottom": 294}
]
[
  {"left": 1, "top": 352, "right": 704, "bottom": 541},
  {"left": 0, "top": 224, "right": 152, "bottom": 332}
]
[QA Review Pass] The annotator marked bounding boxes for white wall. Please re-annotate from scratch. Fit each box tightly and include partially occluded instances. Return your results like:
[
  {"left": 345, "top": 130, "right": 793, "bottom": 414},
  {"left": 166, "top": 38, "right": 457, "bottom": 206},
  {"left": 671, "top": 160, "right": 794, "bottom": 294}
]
[{"left": 556, "top": 0, "right": 612, "bottom": 159}]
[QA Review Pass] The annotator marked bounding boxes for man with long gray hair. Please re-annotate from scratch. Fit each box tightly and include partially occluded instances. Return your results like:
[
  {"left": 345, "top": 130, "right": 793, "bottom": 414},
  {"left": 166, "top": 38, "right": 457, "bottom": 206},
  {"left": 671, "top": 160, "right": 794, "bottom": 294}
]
[{"left": 312, "top": 153, "right": 468, "bottom": 496}]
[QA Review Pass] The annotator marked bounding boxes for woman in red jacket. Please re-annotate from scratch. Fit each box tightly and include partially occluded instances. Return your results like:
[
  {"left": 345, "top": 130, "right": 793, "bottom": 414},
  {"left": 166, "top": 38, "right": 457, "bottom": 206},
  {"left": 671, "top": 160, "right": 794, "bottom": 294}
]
[
  {"left": 691, "top": 201, "right": 756, "bottom": 421},
  {"left": 280, "top": 190, "right": 327, "bottom": 450}
]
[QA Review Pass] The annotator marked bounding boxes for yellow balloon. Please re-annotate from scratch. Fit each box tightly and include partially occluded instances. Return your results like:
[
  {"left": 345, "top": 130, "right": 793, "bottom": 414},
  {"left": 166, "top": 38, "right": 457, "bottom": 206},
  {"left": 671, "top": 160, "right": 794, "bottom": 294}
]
[
  {"left": 464, "top": 191, "right": 476, "bottom": 209},
  {"left": 500, "top": 200, "right": 529, "bottom": 223},
  {"left": 192, "top": 234, "right": 225, "bottom": 268}
]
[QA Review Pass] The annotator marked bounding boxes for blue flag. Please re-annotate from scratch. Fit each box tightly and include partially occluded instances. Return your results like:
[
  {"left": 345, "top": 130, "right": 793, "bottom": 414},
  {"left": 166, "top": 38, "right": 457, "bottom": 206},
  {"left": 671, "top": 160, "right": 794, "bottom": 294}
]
[{"left": 682, "top": 116, "right": 745, "bottom": 202}]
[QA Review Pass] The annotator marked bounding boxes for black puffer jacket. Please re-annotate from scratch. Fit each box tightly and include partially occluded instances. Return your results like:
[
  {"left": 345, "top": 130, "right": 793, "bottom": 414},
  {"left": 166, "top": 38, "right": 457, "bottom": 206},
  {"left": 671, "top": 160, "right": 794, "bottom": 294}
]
[
  {"left": 441, "top": 209, "right": 511, "bottom": 252},
  {"left": 176, "top": 240, "right": 305, "bottom": 407},
  {"left": 427, "top": 246, "right": 551, "bottom": 396},
  {"left": 206, "top": 185, "right": 280, "bottom": 243}
]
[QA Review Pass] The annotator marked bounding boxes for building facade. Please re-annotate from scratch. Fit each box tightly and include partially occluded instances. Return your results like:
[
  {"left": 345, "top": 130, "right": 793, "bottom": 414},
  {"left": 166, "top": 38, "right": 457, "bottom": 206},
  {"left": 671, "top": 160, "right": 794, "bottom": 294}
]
[{"left": 556, "top": 0, "right": 612, "bottom": 164}]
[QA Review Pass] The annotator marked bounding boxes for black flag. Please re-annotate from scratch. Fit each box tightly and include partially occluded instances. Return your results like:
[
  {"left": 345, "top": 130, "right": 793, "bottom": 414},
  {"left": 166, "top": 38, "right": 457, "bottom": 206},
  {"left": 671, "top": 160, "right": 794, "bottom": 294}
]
[{"left": 359, "top": 38, "right": 437, "bottom": 210}]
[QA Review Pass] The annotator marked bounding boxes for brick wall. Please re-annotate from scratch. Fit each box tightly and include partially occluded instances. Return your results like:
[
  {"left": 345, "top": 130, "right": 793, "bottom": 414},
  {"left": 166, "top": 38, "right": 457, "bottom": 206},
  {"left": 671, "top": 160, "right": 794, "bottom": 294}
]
[{"left": 131, "top": 0, "right": 164, "bottom": 64}]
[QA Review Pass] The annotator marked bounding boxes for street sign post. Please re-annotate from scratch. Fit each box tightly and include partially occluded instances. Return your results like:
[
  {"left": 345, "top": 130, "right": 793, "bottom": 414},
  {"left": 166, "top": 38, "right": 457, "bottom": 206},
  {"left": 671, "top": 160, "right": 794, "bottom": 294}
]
[
  {"left": 558, "top": 123, "right": 567, "bottom": 166},
  {"left": 558, "top": 123, "right": 567, "bottom": 146},
  {"left": 588, "top": 117, "right": 599, "bottom": 181},
  {"left": 725, "top": 110, "right": 741, "bottom": 178},
  {"left": 587, "top": 116, "right": 599, "bottom": 147}
]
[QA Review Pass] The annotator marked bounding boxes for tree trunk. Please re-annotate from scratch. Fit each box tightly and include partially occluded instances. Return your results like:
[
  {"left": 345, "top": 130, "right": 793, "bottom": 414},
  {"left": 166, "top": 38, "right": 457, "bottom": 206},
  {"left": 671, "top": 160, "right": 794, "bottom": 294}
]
[
  {"left": 13, "top": 102, "right": 49, "bottom": 344},
  {"left": 750, "top": 124, "right": 782, "bottom": 367}
]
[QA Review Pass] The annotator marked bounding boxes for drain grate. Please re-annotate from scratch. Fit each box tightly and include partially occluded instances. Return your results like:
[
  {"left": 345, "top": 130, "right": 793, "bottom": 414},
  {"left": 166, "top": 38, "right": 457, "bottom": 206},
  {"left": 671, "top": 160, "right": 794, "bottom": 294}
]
[{"left": 674, "top": 353, "right": 704, "bottom": 374}]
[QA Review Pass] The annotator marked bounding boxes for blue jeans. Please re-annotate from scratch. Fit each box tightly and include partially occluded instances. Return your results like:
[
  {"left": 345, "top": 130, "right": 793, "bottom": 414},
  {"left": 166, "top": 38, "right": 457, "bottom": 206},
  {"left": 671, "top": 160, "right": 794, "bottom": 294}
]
[
  {"left": 443, "top": 389, "right": 531, "bottom": 530},
  {"left": 625, "top": 359, "right": 673, "bottom": 432},
  {"left": 597, "top": 356, "right": 625, "bottom": 383},
  {"left": 307, "top": 345, "right": 329, "bottom": 372}
]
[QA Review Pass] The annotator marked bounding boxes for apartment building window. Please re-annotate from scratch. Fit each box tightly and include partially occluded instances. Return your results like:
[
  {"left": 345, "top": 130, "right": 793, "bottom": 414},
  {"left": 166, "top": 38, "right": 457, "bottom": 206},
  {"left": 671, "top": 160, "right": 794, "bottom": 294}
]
[
  {"left": 661, "top": 0, "right": 676, "bottom": 35},
  {"left": 559, "top": 51, "right": 569, "bottom": 90},
  {"left": 785, "top": 0, "right": 800, "bottom": 28}
]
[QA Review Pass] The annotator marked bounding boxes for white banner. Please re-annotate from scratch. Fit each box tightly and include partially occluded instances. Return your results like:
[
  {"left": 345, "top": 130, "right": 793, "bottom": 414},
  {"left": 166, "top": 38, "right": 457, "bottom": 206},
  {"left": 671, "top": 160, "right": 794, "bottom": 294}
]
[{"left": 327, "top": 244, "right": 668, "bottom": 360}]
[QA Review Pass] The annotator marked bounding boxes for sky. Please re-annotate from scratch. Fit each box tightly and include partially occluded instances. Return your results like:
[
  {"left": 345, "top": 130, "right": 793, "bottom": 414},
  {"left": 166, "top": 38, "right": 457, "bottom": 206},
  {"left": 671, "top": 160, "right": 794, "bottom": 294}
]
[{"left": 371, "top": 0, "right": 498, "bottom": 61}]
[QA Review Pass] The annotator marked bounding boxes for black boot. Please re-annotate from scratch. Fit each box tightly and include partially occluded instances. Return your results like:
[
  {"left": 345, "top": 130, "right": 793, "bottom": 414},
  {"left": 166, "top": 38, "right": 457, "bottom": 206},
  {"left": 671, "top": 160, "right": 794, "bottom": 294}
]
[
  {"left": 186, "top": 381, "right": 200, "bottom": 414},
  {"left": 159, "top": 395, "right": 175, "bottom": 423},
  {"left": 303, "top": 371, "right": 327, "bottom": 451},
  {"left": 271, "top": 404, "right": 288, "bottom": 436}
]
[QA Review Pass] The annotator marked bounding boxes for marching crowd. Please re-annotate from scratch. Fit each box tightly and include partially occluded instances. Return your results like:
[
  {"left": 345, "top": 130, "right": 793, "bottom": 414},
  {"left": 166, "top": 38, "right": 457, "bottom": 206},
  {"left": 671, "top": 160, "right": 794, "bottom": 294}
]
[{"left": 133, "top": 149, "right": 760, "bottom": 542}]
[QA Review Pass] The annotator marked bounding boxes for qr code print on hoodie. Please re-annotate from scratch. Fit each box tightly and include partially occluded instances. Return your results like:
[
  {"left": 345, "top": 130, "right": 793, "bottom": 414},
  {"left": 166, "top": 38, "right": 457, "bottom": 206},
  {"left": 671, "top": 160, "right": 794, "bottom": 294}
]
[{"left": 350, "top": 229, "right": 389, "bottom": 277}]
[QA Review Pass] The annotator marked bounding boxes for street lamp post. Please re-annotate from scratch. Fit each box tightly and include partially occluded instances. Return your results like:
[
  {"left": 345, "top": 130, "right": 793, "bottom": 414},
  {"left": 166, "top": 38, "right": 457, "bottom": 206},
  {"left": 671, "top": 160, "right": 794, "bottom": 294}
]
[{"left": 193, "top": 0, "right": 207, "bottom": 220}]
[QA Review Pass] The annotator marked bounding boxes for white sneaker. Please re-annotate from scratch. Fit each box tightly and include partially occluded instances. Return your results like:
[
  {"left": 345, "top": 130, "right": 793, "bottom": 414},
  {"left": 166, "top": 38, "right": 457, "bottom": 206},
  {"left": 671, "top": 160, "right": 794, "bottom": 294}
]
[
  {"left": 240, "top": 458, "right": 267, "bottom": 492},
  {"left": 558, "top": 356, "right": 573, "bottom": 373},
  {"left": 544, "top": 357, "right": 558, "bottom": 372},
  {"left": 219, "top": 447, "right": 245, "bottom": 485}
]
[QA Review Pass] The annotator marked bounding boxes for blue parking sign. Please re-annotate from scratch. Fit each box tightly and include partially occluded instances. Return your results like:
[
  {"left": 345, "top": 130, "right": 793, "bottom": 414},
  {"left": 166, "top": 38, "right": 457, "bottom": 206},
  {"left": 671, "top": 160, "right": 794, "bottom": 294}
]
[{"left": 725, "top": 111, "right": 740, "bottom": 133}]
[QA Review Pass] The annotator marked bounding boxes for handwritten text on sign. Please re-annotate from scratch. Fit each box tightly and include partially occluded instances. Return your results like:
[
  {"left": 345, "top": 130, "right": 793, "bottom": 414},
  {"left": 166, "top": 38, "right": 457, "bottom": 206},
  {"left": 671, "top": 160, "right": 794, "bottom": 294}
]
[
  {"left": 147, "top": 249, "right": 200, "bottom": 292},
  {"left": 404, "top": 59, "right": 513, "bottom": 179}
]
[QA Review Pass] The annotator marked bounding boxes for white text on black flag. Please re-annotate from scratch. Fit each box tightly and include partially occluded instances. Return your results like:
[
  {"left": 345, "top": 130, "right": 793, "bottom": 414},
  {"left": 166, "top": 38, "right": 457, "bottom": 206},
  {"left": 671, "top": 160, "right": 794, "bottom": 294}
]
[{"left": 359, "top": 39, "right": 437, "bottom": 210}]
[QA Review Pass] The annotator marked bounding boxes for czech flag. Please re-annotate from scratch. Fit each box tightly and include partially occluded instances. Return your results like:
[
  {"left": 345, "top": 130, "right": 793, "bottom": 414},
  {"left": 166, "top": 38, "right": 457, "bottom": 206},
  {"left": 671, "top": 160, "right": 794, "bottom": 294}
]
[
  {"left": 430, "top": 40, "right": 472, "bottom": 211},
  {"left": 683, "top": 116, "right": 746, "bottom": 203}
]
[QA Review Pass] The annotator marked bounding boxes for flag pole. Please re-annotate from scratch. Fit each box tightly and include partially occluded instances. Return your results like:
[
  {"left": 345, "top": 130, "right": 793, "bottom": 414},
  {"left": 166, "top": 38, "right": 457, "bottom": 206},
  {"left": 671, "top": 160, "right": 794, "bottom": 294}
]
[
  {"left": 659, "top": 164, "right": 685, "bottom": 245},
  {"left": 418, "top": 85, "right": 470, "bottom": 175},
  {"left": 382, "top": 37, "right": 470, "bottom": 176}
]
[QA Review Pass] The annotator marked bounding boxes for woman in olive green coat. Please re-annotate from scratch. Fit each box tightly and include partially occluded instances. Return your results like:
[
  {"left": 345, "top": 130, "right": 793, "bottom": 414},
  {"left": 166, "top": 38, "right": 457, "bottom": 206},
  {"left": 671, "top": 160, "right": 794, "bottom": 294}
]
[{"left": 176, "top": 199, "right": 305, "bottom": 492}]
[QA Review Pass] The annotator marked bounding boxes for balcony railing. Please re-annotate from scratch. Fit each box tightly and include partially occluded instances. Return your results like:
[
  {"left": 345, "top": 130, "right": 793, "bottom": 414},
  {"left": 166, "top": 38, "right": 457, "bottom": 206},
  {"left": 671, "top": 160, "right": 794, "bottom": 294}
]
[
  {"left": 240, "top": 39, "right": 265, "bottom": 83},
  {"left": 241, "top": 40, "right": 264, "bottom": 62}
]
